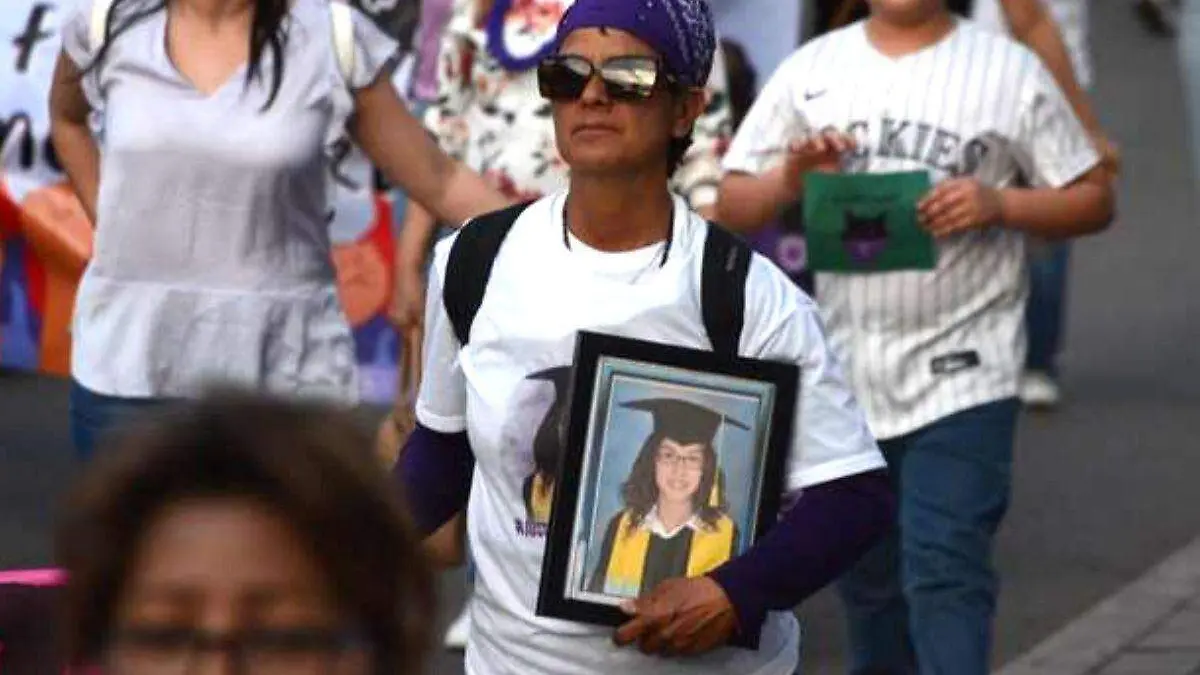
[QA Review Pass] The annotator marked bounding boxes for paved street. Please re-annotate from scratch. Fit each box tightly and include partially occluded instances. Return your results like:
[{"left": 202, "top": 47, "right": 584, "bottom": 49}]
[
  {"left": 997, "top": 536, "right": 1200, "bottom": 675},
  {"left": 2, "top": 2, "right": 1199, "bottom": 673}
]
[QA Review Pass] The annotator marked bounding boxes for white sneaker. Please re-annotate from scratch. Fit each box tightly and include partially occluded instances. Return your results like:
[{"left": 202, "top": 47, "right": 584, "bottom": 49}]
[
  {"left": 443, "top": 606, "right": 471, "bottom": 650},
  {"left": 1020, "top": 371, "right": 1062, "bottom": 409}
]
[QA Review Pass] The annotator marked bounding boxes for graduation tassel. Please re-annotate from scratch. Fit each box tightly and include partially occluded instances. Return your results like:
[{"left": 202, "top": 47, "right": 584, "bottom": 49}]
[{"left": 709, "top": 414, "right": 726, "bottom": 508}]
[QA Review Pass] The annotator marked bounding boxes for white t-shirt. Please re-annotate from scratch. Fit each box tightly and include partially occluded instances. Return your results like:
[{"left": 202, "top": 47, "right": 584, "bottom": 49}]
[
  {"left": 722, "top": 21, "right": 1099, "bottom": 440},
  {"left": 60, "top": 0, "right": 398, "bottom": 401},
  {"left": 971, "top": 0, "right": 1092, "bottom": 88},
  {"left": 416, "top": 192, "right": 886, "bottom": 675}
]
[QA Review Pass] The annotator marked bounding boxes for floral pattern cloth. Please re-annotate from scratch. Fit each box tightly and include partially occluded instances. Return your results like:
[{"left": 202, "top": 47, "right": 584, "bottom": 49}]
[{"left": 425, "top": 0, "right": 732, "bottom": 206}]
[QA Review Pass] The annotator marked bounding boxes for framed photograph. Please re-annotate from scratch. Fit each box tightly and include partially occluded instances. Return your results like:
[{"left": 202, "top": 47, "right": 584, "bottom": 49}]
[{"left": 536, "top": 331, "right": 800, "bottom": 632}]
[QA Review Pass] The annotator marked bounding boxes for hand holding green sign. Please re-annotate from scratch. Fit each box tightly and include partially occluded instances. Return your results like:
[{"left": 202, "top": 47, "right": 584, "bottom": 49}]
[{"left": 803, "top": 171, "right": 937, "bottom": 273}]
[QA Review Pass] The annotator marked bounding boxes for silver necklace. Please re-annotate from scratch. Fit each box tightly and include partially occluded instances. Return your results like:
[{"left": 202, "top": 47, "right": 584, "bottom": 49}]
[{"left": 562, "top": 200, "right": 674, "bottom": 285}]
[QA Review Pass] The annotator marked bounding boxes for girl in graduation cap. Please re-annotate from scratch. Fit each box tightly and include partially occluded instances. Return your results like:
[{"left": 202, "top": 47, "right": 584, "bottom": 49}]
[
  {"left": 395, "top": 0, "right": 896, "bottom": 672},
  {"left": 588, "top": 398, "right": 743, "bottom": 599},
  {"left": 523, "top": 365, "right": 572, "bottom": 523}
]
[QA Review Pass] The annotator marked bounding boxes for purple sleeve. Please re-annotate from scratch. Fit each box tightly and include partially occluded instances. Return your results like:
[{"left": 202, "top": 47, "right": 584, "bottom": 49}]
[
  {"left": 393, "top": 423, "right": 475, "bottom": 536},
  {"left": 709, "top": 470, "right": 895, "bottom": 644}
]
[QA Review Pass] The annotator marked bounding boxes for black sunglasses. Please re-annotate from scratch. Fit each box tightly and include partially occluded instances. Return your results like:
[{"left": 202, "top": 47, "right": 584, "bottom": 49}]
[{"left": 537, "top": 54, "right": 679, "bottom": 102}]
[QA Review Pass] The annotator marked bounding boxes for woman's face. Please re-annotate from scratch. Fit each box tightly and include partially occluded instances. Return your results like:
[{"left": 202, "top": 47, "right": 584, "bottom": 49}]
[
  {"left": 551, "top": 28, "right": 698, "bottom": 176},
  {"left": 108, "top": 497, "right": 369, "bottom": 675},
  {"left": 654, "top": 439, "right": 706, "bottom": 508}
]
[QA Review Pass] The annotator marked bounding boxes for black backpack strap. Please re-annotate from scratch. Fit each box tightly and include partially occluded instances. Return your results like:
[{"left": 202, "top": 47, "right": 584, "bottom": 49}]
[
  {"left": 442, "top": 202, "right": 533, "bottom": 346},
  {"left": 701, "top": 223, "right": 753, "bottom": 359}
]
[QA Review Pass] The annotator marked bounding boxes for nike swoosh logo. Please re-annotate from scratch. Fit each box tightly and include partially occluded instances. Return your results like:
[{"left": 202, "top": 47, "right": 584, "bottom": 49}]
[{"left": 804, "top": 90, "right": 827, "bottom": 101}]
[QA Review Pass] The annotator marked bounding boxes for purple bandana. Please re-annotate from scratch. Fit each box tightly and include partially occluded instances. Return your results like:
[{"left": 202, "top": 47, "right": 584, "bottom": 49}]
[{"left": 554, "top": 0, "right": 716, "bottom": 87}]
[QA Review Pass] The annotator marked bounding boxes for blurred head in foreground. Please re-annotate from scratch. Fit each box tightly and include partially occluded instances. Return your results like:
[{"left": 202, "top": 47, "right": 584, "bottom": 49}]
[{"left": 55, "top": 391, "right": 433, "bottom": 675}]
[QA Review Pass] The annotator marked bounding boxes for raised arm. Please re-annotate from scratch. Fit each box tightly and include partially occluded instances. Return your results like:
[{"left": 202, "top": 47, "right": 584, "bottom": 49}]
[{"left": 719, "top": 131, "right": 855, "bottom": 232}]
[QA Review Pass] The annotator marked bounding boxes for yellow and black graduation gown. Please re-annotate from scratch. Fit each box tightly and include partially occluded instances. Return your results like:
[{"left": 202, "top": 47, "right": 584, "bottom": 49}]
[
  {"left": 523, "top": 473, "right": 554, "bottom": 524},
  {"left": 587, "top": 511, "right": 738, "bottom": 598}
]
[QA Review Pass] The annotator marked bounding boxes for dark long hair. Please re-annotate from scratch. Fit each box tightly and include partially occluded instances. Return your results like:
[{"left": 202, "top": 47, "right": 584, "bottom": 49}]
[
  {"left": 619, "top": 432, "right": 726, "bottom": 535},
  {"left": 85, "top": 0, "right": 291, "bottom": 110},
  {"left": 720, "top": 38, "right": 756, "bottom": 131},
  {"left": 55, "top": 390, "right": 434, "bottom": 675},
  {"left": 667, "top": 130, "right": 693, "bottom": 176},
  {"left": 665, "top": 79, "right": 700, "bottom": 176}
]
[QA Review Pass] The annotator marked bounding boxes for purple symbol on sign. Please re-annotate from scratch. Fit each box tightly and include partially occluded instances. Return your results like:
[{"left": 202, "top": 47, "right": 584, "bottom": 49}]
[
  {"left": 775, "top": 235, "right": 807, "bottom": 274},
  {"left": 842, "top": 212, "right": 888, "bottom": 264}
]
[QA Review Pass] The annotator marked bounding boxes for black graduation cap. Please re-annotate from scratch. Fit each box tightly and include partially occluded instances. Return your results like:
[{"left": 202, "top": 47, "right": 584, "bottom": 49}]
[
  {"left": 528, "top": 366, "right": 573, "bottom": 474},
  {"left": 528, "top": 365, "right": 572, "bottom": 396},
  {"left": 620, "top": 397, "right": 749, "bottom": 449}
]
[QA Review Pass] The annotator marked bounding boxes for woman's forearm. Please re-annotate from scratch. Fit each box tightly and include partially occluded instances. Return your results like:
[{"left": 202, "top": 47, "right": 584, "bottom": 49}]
[
  {"left": 708, "top": 470, "right": 895, "bottom": 642},
  {"left": 49, "top": 120, "right": 100, "bottom": 225},
  {"left": 374, "top": 129, "right": 506, "bottom": 228},
  {"left": 351, "top": 79, "right": 509, "bottom": 229},
  {"left": 437, "top": 157, "right": 510, "bottom": 226},
  {"left": 393, "top": 423, "right": 474, "bottom": 537},
  {"left": 998, "top": 171, "right": 1114, "bottom": 239}
]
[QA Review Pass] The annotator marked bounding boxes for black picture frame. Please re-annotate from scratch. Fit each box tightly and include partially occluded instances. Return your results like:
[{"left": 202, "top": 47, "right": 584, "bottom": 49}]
[{"left": 536, "top": 331, "right": 799, "bottom": 646}]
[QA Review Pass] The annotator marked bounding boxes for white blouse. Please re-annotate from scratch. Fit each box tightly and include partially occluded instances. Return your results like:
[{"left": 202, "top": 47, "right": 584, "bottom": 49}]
[{"left": 61, "top": 0, "right": 399, "bottom": 401}]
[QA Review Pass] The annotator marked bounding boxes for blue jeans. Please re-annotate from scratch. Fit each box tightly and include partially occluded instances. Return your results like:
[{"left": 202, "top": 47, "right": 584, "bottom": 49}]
[
  {"left": 1025, "top": 242, "right": 1070, "bottom": 376},
  {"left": 69, "top": 380, "right": 172, "bottom": 461},
  {"left": 837, "top": 398, "right": 1019, "bottom": 675}
]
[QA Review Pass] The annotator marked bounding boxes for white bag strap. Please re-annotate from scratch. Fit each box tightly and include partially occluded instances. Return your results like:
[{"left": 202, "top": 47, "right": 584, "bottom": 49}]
[
  {"left": 90, "top": 0, "right": 117, "bottom": 51},
  {"left": 330, "top": 1, "right": 356, "bottom": 85}
]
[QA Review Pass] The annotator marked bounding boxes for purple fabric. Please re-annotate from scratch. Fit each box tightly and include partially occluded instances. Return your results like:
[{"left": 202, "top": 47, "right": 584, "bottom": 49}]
[
  {"left": 554, "top": 0, "right": 716, "bottom": 87},
  {"left": 412, "top": 0, "right": 456, "bottom": 102},
  {"left": 709, "top": 470, "right": 895, "bottom": 644},
  {"left": 393, "top": 424, "right": 475, "bottom": 536},
  {"left": 747, "top": 223, "right": 809, "bottom": 287}
]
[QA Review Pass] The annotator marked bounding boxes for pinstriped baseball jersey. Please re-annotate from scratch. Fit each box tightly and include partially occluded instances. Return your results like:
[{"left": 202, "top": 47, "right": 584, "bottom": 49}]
[{"left": 722, "top": 20, "right": 1100, "bottom": 440}]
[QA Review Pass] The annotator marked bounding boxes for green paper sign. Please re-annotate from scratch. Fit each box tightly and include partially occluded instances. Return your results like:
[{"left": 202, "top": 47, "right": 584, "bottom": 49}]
[{"left": 803, "top": 171, "right": 937, "bottom": 273}]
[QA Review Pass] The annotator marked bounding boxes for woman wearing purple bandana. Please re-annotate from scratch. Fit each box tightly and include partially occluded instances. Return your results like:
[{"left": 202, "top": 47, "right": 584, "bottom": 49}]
[
  {"left": 395, "top": 1, "right": 895, "bottom": 673},
  {"left": 388, "top": 0, "right": 736, "bottom": 652},
  {"left": 389, "top": 0, "right": 732, "bottom": 334}
]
